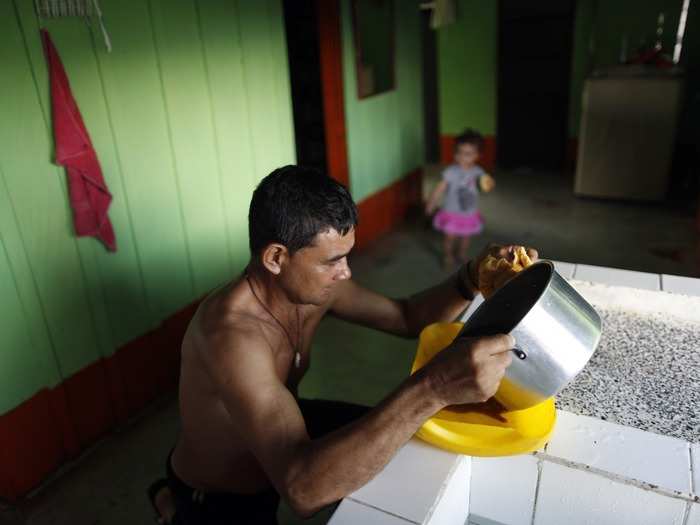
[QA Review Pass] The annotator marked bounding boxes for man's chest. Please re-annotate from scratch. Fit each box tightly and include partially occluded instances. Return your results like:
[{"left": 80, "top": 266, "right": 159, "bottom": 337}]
[{"left": 277, "top": 311, "right": 325, "bottom": 390}]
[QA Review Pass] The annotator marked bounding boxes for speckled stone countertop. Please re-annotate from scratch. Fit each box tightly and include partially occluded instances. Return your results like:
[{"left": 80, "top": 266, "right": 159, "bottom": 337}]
[{"left": 555, "top": 281, "right": 700, "bottom": 443}]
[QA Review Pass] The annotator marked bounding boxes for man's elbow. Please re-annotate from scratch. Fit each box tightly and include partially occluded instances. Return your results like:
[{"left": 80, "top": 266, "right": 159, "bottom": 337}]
[{"left": 283, "top": 484, "right": 328, "bottom": 518}]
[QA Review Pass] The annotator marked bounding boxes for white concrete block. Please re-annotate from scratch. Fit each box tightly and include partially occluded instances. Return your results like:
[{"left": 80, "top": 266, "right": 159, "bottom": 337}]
[
  {"left": 661, "top": 274, "right": 700, "bottom": 297},
  {"left": 546, "top": 411, "right": 691, "bottom": 494},
  {"left": 469, "top": 454, "right": 539, "bottom": 525},
  {"left": 534, "top": 462, "right": 687, "bottom": 525},
  {"left": 350, "top": 439, "right": 466, "bottom": 524}
]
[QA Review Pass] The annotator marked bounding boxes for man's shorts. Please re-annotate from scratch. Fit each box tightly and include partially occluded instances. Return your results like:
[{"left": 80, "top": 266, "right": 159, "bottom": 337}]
[{"left": 166, "top": 398, "right": 370, "bottom": 524}]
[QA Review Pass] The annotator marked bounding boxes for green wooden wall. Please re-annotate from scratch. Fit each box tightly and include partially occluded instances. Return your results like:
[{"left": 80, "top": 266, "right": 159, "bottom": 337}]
[
  {"left": 341, "top": 0, "right": 426, "bottom": 202},
  {"left": 0, "top": 0, "right": 295, "bottom": 415},
  {"left": 437, "top": 0, "right": 498, "bottom": 136}
]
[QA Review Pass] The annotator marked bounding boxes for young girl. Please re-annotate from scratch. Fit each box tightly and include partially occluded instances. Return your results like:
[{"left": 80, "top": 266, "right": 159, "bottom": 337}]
[{"left": 425, "top": 129, "right": 495, "bottom": 268}]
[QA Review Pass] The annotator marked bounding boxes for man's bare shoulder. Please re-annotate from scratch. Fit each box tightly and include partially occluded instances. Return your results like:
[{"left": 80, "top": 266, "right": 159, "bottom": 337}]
[{"left": 191, "top": 290, "right": 273, "bottom": 371}]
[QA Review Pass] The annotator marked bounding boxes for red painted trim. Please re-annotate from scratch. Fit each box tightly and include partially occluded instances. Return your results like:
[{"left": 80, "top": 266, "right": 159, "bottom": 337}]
[
  {"left": 439, "top": 135, "right": 455, "bottom": 165},
  {"left": 355, "top": 169, "right": 423, "bottom": 249},
  {"left": 114, "top": 332, "right": 161, "bottom": 414},
  {"left": 317, "top": 0, "right": 350, "bottom": 188},
  {"left": 0, "top": 300, "right": 202, "bottom": 500},
  {"left": 62, "top": 360, "right": 117, "bottom": 448},
  {"left": 440, "top": 134, "right": 497, "bottom": 173},
  {"left": 48, "top": 384, "right": 80, "bottom": 457},
  {"left": 104, "top": 354, "right": 129, "bottom": 425},
  {"left": 0, "top": 389, "right": 66, "bottom": 499}
]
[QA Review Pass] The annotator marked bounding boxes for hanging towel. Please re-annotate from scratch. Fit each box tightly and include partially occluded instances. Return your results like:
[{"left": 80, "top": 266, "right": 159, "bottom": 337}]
[{"left": 41, "top": 29, "right": 116, "bottom": 251}]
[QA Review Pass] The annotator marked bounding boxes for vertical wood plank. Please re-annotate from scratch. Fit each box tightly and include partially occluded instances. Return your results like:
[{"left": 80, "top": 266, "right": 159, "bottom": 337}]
[
  {"left": 149, "top": 0, "right": 232, "bottom": 295},
  {"left": 88, "top": 0, "right": 195, "bottom": 321},
  {"left": 0, "top": 167, "right": 60, "bottom": 402},
  {"left": 238, "top": 0, "right": 296, "bottom": 181},
  {"left": 0, "top": 227, "right": 56, "bottom": 414},
  {"left": 196, "top": 0, "right": 258, "bottom": 272}
]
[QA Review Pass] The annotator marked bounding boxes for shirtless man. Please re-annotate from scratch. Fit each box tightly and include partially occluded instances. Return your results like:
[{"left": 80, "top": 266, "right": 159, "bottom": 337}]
[{"left": 150, "top": 165, "right": 529, "bottom": 524}]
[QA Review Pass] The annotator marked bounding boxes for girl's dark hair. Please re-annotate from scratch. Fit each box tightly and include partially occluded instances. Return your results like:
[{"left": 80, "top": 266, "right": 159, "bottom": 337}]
[
  {"left": 454, "top": 128, "right": 484, "bottom": 152},
  {"left": 248, "top": 165, "right": 358, "bottom": 255}
]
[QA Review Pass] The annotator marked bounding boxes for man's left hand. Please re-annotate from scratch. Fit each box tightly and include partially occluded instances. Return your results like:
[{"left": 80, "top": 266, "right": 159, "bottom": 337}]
[{"left": 461, "top": 244, "right": 540, "bottom": 296}]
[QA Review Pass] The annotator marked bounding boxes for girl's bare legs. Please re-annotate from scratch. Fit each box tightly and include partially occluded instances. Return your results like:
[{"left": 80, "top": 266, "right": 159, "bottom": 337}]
[
  {"left": 458, "top": 235, "right": 471, "bottom": 263},
  {"left": 443, "top": 234, "right": 457, "bottom": 269}
]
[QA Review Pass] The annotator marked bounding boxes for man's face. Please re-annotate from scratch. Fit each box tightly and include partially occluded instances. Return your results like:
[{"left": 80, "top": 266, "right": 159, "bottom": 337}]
[
  {"left": 283, "top": 227, "right": 355, "bottom": 305},
  {"left": 454, "top": 143, "right": 480, "bottom": 168}
]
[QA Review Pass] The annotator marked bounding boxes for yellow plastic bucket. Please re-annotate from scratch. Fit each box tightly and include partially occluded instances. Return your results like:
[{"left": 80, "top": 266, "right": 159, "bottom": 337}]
[{"left": 411, "top": 323, "right": 557, "bottom": 456}]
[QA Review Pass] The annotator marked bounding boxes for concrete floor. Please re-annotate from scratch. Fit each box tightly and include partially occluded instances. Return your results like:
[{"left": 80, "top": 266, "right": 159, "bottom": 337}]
[{"left": 6, "top": 169, "right": 699, "bottom": 525}]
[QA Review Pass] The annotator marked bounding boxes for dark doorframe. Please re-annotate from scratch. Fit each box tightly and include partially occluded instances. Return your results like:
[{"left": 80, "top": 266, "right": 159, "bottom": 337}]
[{"left": 282, "top": 0, "right": 328, "bottom": 175}]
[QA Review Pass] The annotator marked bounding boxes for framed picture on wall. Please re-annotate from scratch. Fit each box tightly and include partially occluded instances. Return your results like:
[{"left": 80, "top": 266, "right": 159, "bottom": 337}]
[{"left": 351, "top": 0, "right": 396, "bottom": 99}]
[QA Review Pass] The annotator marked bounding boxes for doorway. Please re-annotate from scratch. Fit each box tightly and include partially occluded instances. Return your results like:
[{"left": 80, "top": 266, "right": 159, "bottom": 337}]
[{"left": 497, "top": 0, "right": 575, "bottom": 171}]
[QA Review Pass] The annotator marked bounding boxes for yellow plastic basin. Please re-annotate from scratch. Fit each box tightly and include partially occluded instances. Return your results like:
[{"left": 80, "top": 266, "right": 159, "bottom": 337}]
[{"left": 411, "top": 323, "right": 557, "bottom": 456}]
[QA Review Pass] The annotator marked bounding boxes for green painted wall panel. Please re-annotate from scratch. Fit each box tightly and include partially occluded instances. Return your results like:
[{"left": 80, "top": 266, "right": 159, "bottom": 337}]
[
  {"left": 0, "top": 170, "right": 61, "bottom": 413},
  {"left": 266, "top": 0, "right": 298, "bottom": 171},
  {"left": 0, "top": 163, "right": 59, "bottom": 398},
  {"left": 0, "top": 234, "right": 55, "bottom": 414},
  {"left": 437, "top": 0, "right": 498, "bottom": 136},
  {"left": 342, "top": 0, "right": 425, "bottom": 202},
  {"left": 196, "top": 0, "right": 258, "bottom": 273},
  {"left": 238, "top": 0, "right": 297, "bottom": 182},
  {"left": 149, "top": 0, "right": 233, "bottom": 295},
  {"left": 1, "top": 0, "right": 294, "bottom": 413},
  {"left": 0, "top": 2, "right": 102, "bottom": 379},
  {"left": 95, "top": 0, "right": 195, "bottom": 321}
]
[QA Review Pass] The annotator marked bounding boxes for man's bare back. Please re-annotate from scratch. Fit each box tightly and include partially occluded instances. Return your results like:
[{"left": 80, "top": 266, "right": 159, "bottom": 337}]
[{"left": 172, "top": 275, "right": 329, "bottom": 494}]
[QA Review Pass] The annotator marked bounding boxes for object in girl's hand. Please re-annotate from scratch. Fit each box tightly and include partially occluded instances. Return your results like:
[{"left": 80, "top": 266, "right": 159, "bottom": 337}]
[
  {"left": 478, "top": 246, "right": 533, "bottom": 299},
  {"left": 479, "top": 174, "right": 496, "bottom": 193}
]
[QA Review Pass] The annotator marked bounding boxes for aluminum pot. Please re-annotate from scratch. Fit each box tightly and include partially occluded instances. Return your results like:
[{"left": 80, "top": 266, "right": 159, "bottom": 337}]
[{"left": 458, "top": 260, "right": 602, "bottom": 411}]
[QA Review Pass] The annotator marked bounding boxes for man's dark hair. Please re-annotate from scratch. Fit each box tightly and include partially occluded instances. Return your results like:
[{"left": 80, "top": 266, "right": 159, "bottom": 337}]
[
  {"left": 454, "top": 128, "right": 484, "bottom": 152},
  {"left": 248, "top": 165, "right": 358, "bottom": 255}
]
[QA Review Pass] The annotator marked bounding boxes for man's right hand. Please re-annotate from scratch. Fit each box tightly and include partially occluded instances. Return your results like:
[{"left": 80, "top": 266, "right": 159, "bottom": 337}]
[{"left": 421, "top": 334, "right": 514, "bottom": 407}]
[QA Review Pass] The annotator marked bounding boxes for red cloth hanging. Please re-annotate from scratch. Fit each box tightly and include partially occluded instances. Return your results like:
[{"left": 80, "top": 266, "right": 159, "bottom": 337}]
[{"left": 41, "top": 29, "right": 116, "bottom": 251}]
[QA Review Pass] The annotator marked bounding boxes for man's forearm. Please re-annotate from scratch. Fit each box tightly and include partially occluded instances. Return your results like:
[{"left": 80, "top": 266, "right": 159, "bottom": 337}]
[
  {"left": 399, "top": 265, "right": 477, "bottom": 336},
  {"left": 284, "top": 371, "right": 441, "bottom": 516}
]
